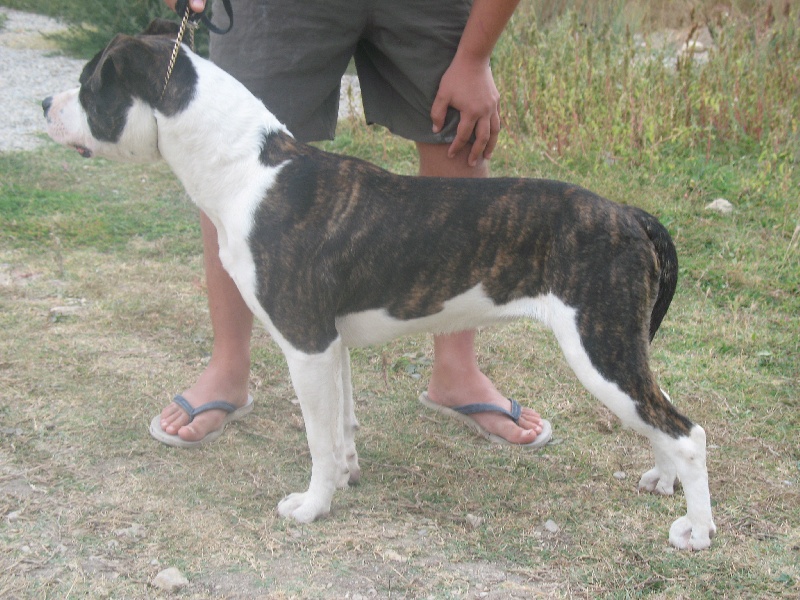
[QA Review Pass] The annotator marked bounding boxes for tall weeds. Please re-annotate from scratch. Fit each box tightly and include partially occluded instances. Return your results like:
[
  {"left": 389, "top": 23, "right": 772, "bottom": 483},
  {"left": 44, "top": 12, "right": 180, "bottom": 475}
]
[{"left": 495, "top": 2, "right": 800, "bottom": 166}]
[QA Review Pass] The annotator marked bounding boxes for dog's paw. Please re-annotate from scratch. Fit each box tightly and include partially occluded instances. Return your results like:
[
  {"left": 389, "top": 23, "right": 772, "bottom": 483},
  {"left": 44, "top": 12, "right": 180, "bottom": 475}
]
[
  {"left": 669, "top": 515, "right": 717, "bottom": 551},
  {"left": 638, "top": 466, "right": 677, "bottom": 496},
  {"left": 277, "top": 492, "right": 331, "bottom": 523}
]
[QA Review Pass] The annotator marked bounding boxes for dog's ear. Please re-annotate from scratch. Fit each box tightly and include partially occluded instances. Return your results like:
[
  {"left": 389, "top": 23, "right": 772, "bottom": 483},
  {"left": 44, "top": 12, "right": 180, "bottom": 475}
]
[
  {"left": 79, "top": 48, "right": 105, "bottom": 87},
  {"left": 80, "top": 34, "right": 131, "bottom": 91},
  {"left": 82, "top": 33, "right": 197, "bottom": 115},
  {"left": 79, "top": 35, "right": 160, "bottom": 103},
  {"left": 142, "top": 18, "right": 181, "bottom": 37}
]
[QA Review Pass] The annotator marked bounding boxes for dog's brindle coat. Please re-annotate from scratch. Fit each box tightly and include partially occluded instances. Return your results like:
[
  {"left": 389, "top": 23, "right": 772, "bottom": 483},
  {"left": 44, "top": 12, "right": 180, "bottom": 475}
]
[{"left": 43, "top": 21, "right": 716, "bottom": 550}]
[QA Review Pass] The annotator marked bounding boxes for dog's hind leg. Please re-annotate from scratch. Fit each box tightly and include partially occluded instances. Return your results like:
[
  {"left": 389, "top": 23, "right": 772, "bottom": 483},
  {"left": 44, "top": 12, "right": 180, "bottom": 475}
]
[
  {"left": 277, "top": 338, "right": 350, "bottom": 522},
  {"left": 651, "top": 425, "right": 716, "bottom": 550},
  {"left": 547, "top": 297, "right": 715, "bottom": 550}
]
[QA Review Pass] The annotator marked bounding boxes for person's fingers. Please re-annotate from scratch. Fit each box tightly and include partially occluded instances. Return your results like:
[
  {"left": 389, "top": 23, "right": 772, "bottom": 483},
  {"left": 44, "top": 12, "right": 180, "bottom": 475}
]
[
  {"left": 483, "top": 111, "right": 501, "bottom": 160},
  {"left": 430, "top": 92, "right": 450, "bottom": 134},
  {"left": 467, "top": 116, "right": 492, "bottom": 166},
  {"left": 165, "top": 0, "right": 206, "bottom": 13},
  {"left": 448, "top": 114, "right": 477, "bottom": 159}
]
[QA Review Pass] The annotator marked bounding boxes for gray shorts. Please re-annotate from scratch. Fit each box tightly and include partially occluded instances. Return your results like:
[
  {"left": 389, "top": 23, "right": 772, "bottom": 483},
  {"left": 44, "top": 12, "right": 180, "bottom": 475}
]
[{"left": 209, "top": 0, "right": 471, "bottom": 143}]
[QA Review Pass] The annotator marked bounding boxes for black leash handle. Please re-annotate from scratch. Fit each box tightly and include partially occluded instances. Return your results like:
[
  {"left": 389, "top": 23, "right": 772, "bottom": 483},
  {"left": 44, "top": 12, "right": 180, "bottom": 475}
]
[{"left": 175, "top": 0, "right": 233, "bottom": 35}]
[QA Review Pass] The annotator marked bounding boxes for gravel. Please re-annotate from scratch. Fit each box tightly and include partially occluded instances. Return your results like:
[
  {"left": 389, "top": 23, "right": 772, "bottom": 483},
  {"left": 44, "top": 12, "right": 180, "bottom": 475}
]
[
  {"left": 0, "top": 7, "right": 85, "bottom": 152},
  {"left": 0, "top": 7, "right": 362, "bottom": 154}
]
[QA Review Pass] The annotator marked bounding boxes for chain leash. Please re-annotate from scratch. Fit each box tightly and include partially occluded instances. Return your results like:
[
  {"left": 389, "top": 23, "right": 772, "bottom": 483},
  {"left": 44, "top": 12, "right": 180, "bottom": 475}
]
[{"left": 160, "top": 6, "right": 197, "bottom": 101}]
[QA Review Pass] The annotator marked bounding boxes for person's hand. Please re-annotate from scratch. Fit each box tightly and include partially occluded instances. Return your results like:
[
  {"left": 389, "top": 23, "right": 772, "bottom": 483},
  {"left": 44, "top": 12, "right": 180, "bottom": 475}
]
[
  {"left": 163, "top": 0, "right": 206, "bottom": 13},
  {"left": 430, "top": 53, "right": 501, "bottom": 167}
]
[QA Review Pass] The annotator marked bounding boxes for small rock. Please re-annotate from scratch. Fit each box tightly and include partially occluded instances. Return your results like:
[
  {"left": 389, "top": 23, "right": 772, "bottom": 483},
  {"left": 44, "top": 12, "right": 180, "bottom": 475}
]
[
  {"left": 6, "top": 510, "right": 21, "bottom": 523},
  {"left": 705, "top": 198, "right": 734, "bottom": 214},
  {"left": 613, "top": 471, "right": 627, "bottom": 480},
  {"left": 680, "top": 39, "right": 708, "bottom": 55},
  {"left": 152, "top": 567, "right": 188, "bottom": 592},
  {"left": 543, "top": 519, "right": 560, "bottom": 533},
  {"left": 114, "top": 523, "right": 145, "bottom": 538},
  {"left": 381, "top": 549, "right": 407, "bottom": 563},
  {"left": 466, "top": 513, "right": 483, "bottom": 529}
]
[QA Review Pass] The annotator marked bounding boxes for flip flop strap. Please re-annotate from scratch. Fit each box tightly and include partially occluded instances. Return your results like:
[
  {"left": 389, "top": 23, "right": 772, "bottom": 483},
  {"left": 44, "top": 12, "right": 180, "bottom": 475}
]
[
  {"left": 172, "top": 394, "right": 238, "bottom": 424},
  {"left": 452, "top": 398, "right": 522, "bottom": 424}
]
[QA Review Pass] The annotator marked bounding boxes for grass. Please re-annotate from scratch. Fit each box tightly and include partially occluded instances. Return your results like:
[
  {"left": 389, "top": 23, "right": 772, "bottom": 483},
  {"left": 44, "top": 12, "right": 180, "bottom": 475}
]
[{"left": 1, "top": 0, "right": 799, "bottom": 598}]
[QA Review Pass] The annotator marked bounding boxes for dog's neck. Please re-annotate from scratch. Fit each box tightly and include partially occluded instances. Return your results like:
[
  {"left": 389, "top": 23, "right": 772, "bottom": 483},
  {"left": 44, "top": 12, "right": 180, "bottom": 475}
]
[{"left": 155, "top": 51, "right": 289, "bottom": 226}]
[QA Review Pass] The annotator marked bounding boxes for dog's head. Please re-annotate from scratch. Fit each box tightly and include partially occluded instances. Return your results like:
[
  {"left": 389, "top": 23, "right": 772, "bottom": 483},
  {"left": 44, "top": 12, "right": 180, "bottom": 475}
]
[{"left": 43, "top": 20, "right": 197, "bottom": 162}]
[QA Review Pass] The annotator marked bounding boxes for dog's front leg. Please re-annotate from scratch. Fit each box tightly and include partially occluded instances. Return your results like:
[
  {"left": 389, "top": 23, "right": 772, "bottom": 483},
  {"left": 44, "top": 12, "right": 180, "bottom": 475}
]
[
  {"left": 341, "top": 344, "right": 361, "bottom": 485},
  {"left": 638, "top": 438, "right": 678, "bottom": 496},
  {"left": 278, "top": 339, "right": 349, "bottom": 523}
]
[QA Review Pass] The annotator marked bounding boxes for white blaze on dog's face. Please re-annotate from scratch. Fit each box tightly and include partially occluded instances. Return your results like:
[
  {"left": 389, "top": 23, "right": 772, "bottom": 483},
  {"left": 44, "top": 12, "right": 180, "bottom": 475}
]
[{"left": 44, "top": 25, "right": 195, "bottom": 163}]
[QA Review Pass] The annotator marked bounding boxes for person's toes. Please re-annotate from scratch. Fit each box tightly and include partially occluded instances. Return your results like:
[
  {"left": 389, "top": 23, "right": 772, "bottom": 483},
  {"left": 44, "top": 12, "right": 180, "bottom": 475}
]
[
  {"left": 166, "top": 407, "right": 224, "bottom": 442},
  {"left": 498, "top": 419, "right": 538, "bottom": 444},
  {"left": 160, "top": 402, "right": 189, "bottom": 435},
  {"left": 517, "top": 410, "right": 543, "bottom": 434},
  {"left": 177, "top": 421, "right": 205, "bottom": 442}
]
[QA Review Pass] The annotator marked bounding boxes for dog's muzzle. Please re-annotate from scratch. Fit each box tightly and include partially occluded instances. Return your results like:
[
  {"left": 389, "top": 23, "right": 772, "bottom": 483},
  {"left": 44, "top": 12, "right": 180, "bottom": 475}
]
[{"left": 42, "top": 95, "right": 93, "bottom": 159}]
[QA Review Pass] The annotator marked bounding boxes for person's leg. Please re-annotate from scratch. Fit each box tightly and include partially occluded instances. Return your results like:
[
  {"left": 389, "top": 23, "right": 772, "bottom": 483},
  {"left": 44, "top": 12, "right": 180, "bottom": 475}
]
[
  {"left": 157, "top": 212, "right": 253, "bottom": 442},
  {"left": 417, "top": 142, "right": 545, "bottom": 445}
]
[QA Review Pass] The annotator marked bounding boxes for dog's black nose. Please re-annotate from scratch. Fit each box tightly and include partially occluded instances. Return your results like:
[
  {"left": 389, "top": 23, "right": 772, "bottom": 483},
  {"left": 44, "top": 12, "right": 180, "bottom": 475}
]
[{"left": 42, "top": 96, "right": 53, "bottom": 116}]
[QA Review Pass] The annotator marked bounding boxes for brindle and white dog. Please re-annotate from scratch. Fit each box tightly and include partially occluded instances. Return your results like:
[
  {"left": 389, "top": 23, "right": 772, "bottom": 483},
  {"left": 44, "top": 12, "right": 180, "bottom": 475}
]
[{"left": 43, "top": 21, "right": 715, "bottom": 550}]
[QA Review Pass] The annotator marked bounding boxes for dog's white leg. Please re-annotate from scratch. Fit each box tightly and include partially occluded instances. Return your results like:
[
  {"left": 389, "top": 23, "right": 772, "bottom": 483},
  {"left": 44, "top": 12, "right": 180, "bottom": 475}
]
[
  {"left": 638, "top": 438, "right": 678, "bottom": 495},
  {"left": 341, "top": 344, "right": 361, "bottom": 485},
  {"left": 638, "top": 463, "right": 677, "bottom": 496},
  {"left": 548, "top": 297, "right": 714, "bottom": 549},
  {"left": 639, "top": 388, "right": 679, "bottom": 495},
  {"left": 661, "top": 425, "right": 716, "bottom": 550},
  {"left": 277, "top": 339, "right": 349, "bottom": 523}
]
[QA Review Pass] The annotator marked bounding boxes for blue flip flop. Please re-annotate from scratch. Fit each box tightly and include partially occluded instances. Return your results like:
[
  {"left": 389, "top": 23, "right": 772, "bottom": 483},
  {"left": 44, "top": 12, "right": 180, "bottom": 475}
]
[
  {"left": 419, "top": 392, "right": 551, "bottom": 449},
  {"left": 149, "top": 394, "right": 254, "bottom": 448}
]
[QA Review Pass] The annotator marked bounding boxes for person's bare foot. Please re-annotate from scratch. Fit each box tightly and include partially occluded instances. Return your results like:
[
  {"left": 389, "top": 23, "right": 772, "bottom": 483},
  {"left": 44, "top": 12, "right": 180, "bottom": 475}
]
[
  {"left": 158, "top": 361, "right": 250, "bottom": 443},
  {"left": 426, "top": 371, "right": 545, "bottom": 445},
  {"left": 427, "top": 332, "right": 546, "bottom": 445}
]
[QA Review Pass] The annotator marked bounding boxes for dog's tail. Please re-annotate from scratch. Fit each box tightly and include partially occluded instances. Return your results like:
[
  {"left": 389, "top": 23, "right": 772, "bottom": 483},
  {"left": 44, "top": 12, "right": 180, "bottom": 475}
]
[{"left": 635, "top": 209, "right": 678, "bottom": 342}]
